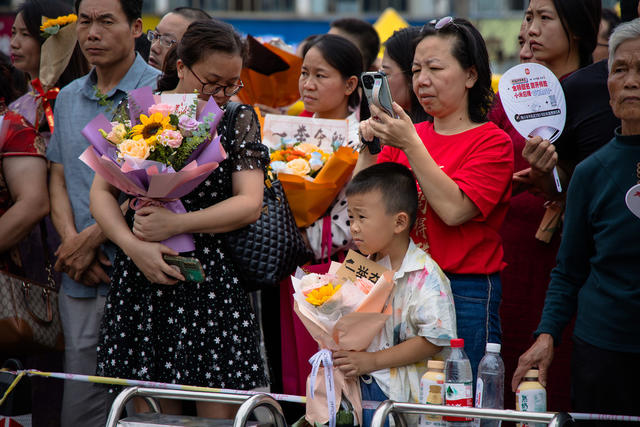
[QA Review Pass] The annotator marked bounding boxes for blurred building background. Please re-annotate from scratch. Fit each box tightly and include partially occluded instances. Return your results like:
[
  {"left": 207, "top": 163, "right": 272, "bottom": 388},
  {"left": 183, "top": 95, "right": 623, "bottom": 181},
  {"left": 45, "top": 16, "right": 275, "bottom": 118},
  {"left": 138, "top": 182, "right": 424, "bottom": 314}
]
[{"left": 0, "top": 0, "right": 622, "bottom": 73}]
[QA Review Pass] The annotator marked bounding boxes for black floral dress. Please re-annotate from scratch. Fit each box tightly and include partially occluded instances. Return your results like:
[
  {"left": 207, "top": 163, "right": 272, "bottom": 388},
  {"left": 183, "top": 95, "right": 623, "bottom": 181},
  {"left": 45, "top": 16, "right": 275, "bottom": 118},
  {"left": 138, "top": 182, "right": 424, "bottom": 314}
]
[{"left": 96, "top": 104, "right": 269, "bottom": 390}]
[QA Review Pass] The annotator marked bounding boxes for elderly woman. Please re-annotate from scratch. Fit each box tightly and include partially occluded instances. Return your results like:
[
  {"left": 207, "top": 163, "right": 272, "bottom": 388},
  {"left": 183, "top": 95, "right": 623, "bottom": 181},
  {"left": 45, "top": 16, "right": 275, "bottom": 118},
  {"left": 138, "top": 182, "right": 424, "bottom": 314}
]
[
  {"left": 513, "top": 19, "right": 640, "bottom": 418},
  {"left": 358, "top": 18, "right": 513, "bottom": 378}
]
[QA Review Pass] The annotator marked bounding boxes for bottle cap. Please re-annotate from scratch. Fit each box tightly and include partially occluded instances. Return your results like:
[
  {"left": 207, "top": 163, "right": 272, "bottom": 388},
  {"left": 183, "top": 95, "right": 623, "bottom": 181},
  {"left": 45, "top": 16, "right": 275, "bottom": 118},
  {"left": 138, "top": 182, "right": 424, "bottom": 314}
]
[
  {"left": 524, "top": 369, "right": 539, "bottom": 378},
  {"left": 427, "top": 360, "right": 445, "bottom": 370},
  {"left": 486, "top": 343, "right": 501, "bottom": 353},
  {"left": 450, "top": 338, "right": 464, "bottom": 348}
]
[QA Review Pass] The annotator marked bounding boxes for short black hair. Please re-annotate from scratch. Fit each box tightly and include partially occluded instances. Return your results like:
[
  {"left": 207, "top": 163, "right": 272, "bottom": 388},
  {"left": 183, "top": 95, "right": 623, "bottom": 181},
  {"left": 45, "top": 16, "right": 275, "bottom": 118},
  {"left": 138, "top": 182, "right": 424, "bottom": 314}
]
[
  {"left": 602, "top": 8, "right": 621, "bottom": 39},
  {"left": 418, "top": 18, "right": 493, "bottom": 123},
  {"left": 330, "top": 17, "right": 380, "bottom": 70},
  {"left": 75, "top": 0, "right": 141, "bottom": 25},
  {"left": 172, "top": 7, "right": 211, "bottom": 21},
  {"left": 346, "top": 162, "right": 418, "bottom": 229}
]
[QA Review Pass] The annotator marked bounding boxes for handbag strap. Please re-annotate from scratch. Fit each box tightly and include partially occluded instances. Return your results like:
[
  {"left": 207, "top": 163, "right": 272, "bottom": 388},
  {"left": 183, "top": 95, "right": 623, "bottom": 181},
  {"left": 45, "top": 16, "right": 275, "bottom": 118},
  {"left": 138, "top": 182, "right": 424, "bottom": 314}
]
[
  {"left": 320, "top": 215, "right": 332, "bottom": 262},
  {"left": 224, "top": 101, "right": 277, "bottom": 197},
  {"left": 39, "top": 220, "right": 57, "bottom": 292}
]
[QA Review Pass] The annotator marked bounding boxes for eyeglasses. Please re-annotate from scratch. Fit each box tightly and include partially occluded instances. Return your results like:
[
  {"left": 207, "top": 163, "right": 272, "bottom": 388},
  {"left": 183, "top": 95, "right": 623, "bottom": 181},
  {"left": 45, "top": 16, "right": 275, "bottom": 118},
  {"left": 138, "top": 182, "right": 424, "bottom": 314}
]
[
  {"left": 146, "top": 30, "right": 177, "bottom": 48},
  {"left": 187, "top": 66, "right": 244, "bottom": 97}
]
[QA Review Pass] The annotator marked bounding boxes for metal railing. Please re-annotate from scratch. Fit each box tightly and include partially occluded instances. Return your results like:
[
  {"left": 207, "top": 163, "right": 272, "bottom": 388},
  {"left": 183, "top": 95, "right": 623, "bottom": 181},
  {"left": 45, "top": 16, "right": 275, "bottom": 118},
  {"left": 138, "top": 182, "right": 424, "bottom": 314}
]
[
  {"left": 370, "top": 401, "right": 574, "bottom": 427},
  {"left": 105, "top": 386, "right": 287, "bottom": 427}
]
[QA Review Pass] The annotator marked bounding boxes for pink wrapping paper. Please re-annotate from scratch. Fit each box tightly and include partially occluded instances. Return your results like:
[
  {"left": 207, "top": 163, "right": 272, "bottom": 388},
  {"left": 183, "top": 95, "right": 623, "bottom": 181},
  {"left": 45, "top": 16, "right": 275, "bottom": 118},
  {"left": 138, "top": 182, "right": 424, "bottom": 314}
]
[
  {"left": 293, "top": 271, "right": 395, "bottom": 425},
  {"left": 79, "top": 86, "right": 226, "bottom": 252}
]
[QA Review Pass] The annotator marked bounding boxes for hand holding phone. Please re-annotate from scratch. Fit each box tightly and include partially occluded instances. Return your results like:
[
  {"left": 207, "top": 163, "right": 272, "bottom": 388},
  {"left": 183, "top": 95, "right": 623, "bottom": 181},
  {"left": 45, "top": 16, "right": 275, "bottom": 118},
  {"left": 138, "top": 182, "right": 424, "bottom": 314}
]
[
  {"left": 162, "top": 255, "right": 205, "bottom": 283},
  {"left": 361, "top": 71, "right": 396, "bottom": 118},
  {"left": 361, "top": 71, "right": 397, "bottom": 154}
]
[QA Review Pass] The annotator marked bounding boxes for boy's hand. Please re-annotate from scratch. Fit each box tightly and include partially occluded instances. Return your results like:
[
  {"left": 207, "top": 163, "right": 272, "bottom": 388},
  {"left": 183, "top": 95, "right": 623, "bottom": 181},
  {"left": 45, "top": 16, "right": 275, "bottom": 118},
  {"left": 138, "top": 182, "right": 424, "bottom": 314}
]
[{"left": 333, "top": 350, "right": 376, "bottom": 377}]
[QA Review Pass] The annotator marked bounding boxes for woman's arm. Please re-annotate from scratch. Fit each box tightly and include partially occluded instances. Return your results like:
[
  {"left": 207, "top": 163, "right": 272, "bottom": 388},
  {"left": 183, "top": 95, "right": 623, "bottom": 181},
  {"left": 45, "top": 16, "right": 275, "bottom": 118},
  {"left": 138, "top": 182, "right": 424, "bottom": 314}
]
[
  {"left": 131, "top": 168, "right": 264, "bottom": 242},
  {"left": 90, "top": 175, "right": 184, "bottom": 285},
  {"left": 368, "top": 103, "right": 479, "bottom": 226},
  {"left": 333, "top": 336, "right": 441, "bottom": 377},
  {"left": 0, "top": 156, "right": 49, "bottom": 253}
]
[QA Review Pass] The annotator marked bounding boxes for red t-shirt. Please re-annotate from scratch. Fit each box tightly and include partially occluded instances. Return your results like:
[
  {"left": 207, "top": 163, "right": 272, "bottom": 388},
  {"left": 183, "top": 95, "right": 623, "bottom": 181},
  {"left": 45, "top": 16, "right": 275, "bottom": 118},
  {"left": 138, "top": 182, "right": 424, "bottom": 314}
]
[{"left": 378, "top": 121, "right": 513, "bottom": 274}]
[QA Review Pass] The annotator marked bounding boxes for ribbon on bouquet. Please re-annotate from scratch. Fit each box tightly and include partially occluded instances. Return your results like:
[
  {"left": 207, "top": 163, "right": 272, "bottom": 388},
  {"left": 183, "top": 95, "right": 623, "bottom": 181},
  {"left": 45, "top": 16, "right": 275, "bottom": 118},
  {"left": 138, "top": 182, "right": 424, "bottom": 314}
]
[
  {"left": 31, "top": 78, "right": 59, "bottom": 133},
  {"left": 309, "top": 349, "right": 337, "bottom": 427}
]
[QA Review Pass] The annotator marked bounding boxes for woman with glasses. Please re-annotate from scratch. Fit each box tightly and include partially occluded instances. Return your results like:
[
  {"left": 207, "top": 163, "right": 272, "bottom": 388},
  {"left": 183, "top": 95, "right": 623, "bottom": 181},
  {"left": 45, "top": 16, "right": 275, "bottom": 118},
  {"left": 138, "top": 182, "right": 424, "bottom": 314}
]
[
  {"left": 357, "top": 18, "right": 513, "bottom": 380},
  {"left": 147, "top": 7, "right": 211, "bottom": 70},
  {"left": 91, "top": 20, "right": 268, "bottom": 418}
]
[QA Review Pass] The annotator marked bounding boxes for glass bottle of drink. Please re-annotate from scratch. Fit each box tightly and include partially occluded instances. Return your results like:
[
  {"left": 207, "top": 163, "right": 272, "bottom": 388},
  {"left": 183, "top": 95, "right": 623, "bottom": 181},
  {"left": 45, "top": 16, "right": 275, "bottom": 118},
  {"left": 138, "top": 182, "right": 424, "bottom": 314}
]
[
  {"left": 445, "top": 338, "right": 473, "bottom": 426},
  {"left": 418, "top": 359, "right": 446, "bottom": 427},
  {"left": 474, "top": 343, "right": 505, "bottom": 427},
  {"left": 515, "top": 369, "right": 547, "bottom": 427}
]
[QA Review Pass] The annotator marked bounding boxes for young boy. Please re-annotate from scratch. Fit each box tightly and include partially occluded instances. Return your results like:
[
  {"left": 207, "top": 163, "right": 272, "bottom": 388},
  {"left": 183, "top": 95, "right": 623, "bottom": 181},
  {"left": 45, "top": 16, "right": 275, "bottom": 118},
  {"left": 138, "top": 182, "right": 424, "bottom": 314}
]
[{"left": 334, "top": 162, "right": 457, "bottom": 426}]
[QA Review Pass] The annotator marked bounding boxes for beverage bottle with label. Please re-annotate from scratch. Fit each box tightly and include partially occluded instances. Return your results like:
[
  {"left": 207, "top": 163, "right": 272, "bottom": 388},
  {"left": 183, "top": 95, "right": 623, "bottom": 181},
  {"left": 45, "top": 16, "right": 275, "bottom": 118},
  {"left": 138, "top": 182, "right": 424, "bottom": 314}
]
[
  {"left": 474, "top": 343, "right": 504, "bottom": 427},
  {"left": 418, "top": 360, "right": 446, "bottom": 427},
  {"left": 445, "top": 338, "right": 473, "bottom": 426},
  {"left": 515, "top": 369, "right": 547, "bottom": 427}
]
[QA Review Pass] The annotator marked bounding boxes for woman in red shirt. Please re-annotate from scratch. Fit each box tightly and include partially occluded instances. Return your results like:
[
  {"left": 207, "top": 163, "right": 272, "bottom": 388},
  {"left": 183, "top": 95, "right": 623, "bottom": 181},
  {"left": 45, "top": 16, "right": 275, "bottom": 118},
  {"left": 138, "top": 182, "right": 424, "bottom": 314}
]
[{"left": 358, "top": 18, "right": 513, "bottom": 379}]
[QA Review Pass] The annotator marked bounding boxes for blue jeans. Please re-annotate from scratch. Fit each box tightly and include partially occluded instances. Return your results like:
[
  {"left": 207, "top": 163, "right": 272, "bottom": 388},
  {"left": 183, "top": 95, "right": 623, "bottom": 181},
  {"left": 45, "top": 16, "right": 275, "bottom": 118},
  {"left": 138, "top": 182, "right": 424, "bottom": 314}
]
[
  {"left": 360, "top": 375, "right": 389, "bottom": 427},
  {"left": 446, "top": 273, "right": 502, "bottom": 384}
]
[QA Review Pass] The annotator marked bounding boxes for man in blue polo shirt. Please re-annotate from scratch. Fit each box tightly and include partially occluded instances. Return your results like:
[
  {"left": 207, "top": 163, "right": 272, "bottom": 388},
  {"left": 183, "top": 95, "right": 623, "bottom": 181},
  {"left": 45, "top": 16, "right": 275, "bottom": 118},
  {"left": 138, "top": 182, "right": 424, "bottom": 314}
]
[{"left": 47, "top": 0, "right": 159, "bottom": 425}]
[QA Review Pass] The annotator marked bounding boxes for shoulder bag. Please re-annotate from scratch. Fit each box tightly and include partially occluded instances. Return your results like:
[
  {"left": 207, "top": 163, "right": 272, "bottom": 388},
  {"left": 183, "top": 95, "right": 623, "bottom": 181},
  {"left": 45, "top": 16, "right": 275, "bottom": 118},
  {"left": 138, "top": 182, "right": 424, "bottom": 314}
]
[{"left": 222, "top": 102, "right": 312, "bottom": 291}]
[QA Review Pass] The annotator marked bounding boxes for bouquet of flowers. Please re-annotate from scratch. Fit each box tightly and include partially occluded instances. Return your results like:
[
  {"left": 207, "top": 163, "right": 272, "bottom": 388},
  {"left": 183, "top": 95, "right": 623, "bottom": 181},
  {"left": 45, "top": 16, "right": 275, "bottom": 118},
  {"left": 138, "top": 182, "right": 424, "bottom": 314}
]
[
  {"left": 291, "top": 261, "right": 395, "bottom": 427},
  {"left": 269, "top": 142, "right": 331, "bottom": 178},
  {"left": 79, "top": 86, "right": 226, "bottom": 252},
  {"left": 263, "top": 114, "right": 358, "bottom": 228},
  {"left": 29, "top": 13, "right": 79, "bottom": 134}
]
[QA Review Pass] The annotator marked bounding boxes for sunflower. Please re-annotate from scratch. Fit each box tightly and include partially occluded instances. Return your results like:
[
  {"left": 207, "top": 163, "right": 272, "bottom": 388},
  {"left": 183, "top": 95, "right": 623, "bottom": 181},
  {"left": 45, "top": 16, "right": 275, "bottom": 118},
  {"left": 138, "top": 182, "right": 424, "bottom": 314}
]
[{"left": 130, "top": 113, "right": 174, "bottom": 145}]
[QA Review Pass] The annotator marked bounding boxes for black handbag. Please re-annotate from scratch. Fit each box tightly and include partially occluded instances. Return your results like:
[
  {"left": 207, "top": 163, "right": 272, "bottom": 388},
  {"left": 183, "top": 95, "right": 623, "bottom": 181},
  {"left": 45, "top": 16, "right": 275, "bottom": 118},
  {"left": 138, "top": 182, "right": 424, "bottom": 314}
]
[{"left": 222, "top": 103, "right": 311, "bottom": 291}]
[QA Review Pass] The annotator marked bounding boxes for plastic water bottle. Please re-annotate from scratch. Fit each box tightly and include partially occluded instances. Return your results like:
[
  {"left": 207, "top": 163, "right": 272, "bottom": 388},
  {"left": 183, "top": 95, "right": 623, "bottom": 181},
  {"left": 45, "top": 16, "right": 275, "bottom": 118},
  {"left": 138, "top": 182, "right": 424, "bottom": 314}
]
[
  {"left": 474, "top": 343, "right": 505, "bottom": 427},
  {"left": 445, "top": 338, "right": 473, "bottom": 426}
]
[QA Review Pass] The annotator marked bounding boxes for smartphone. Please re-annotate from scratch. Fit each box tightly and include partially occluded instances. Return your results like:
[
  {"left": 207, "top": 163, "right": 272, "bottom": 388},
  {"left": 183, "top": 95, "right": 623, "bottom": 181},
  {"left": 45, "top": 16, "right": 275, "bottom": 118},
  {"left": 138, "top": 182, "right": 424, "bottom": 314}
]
[
  {"left": 360, "top": 71, "right": 396, "bottom": 118},
  {"left": 162, "top": 255, "right": 205, "bottom": 283}
]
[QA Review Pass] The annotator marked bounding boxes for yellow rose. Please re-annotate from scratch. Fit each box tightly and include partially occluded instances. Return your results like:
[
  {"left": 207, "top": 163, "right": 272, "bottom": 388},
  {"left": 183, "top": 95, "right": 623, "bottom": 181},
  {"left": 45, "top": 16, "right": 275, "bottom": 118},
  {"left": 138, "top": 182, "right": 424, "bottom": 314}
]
[
  {"left": 286, "top": 158, "right": 311, "bottom": 176},
  {"left": 295, "top": 143, "right": 317, "bottom": 155},
  {"left": 118, "top": 139, "right": 151, "bottom": 160},
  {"left": 106, "top": 123, "right": 127, "bottom": 144}
]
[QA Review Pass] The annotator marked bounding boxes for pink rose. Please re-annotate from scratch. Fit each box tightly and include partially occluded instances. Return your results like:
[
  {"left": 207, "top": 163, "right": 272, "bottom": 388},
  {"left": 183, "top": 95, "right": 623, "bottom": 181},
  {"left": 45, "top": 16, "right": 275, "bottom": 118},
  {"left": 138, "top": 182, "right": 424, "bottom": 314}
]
[
  {"left": 178, "top": 116, "right": 200, "bottom": 136},
  {"left": 157, "top": 129, "right": 183, "bottom": 148},
  {"left": 148, "top": 103, "right": 174, "bottom": 116}
]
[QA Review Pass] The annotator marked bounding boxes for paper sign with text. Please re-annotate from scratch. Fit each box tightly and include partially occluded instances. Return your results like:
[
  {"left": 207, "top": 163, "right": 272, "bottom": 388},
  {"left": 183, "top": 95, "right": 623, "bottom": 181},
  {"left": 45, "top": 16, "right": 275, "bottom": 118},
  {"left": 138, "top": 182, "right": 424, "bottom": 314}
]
[
  {"left": 262, "top": 114, "right": 349, "bottom": 153},
  {"left": 336, "top": 250, "right": 387, "bottom": 284},
  {"left": 498, "top": 63, "right": 566, "bottom": 143}
]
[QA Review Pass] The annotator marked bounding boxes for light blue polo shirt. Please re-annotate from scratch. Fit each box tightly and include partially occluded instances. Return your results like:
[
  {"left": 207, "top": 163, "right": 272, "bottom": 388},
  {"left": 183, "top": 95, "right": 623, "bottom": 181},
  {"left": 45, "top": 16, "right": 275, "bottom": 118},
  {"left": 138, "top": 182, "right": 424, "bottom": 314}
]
[{"left": 47, "top": 53, "right": 160, "bottom": 298}]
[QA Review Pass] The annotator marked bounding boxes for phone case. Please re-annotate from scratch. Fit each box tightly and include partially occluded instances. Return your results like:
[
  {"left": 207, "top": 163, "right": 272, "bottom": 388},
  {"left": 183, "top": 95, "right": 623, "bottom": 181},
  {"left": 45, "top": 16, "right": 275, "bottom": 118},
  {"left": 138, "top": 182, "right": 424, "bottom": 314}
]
[
  {"left": 360, "top": 71, "right": 396, "bottom": 117},
  {"left": 162, "top": 255, "right": 206, "bottom": 283}
]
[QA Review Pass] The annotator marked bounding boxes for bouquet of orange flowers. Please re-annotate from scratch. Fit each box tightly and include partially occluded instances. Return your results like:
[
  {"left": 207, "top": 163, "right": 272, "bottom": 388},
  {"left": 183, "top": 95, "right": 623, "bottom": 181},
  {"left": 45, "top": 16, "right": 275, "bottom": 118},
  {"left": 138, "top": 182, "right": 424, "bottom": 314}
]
[{"left": 263, "top": 115, "right": 358, "bottom": 228}]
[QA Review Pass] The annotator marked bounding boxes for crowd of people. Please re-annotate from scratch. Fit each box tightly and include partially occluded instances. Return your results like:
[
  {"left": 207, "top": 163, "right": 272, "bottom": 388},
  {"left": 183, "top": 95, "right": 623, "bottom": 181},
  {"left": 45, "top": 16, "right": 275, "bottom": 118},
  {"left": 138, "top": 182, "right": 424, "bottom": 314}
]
[{"left": 1, "top": 0, "right": 640, "bottom": 426}]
